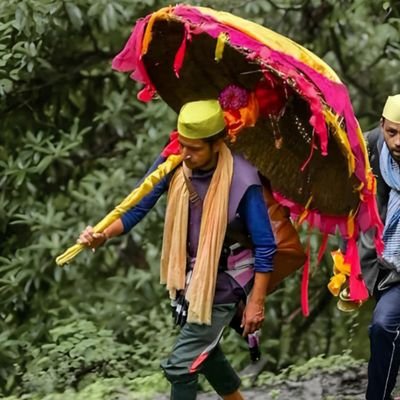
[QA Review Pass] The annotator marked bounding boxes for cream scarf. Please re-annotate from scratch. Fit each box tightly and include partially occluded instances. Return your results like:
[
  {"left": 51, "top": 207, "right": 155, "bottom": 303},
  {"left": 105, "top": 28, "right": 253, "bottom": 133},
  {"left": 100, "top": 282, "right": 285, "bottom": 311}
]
[{"left": 160, "top": 143, "right": 233, "bottom": 325}]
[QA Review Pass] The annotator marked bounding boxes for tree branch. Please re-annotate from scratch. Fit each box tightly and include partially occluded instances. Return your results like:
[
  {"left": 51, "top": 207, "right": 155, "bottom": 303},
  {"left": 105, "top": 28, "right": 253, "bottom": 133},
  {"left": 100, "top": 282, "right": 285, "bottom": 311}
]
[
  {"left": 267, "top": 0, "right": 309, "bottom": 11},
  {"left": 329, "top": 26, "right": 372, "bottom": 97}
]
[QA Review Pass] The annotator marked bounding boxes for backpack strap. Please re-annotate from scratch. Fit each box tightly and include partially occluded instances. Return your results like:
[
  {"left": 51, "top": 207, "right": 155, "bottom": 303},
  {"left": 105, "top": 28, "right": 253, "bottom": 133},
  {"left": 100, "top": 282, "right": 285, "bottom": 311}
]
[{"left": 181, "top": 166, "right": 202, "bottom": 207}]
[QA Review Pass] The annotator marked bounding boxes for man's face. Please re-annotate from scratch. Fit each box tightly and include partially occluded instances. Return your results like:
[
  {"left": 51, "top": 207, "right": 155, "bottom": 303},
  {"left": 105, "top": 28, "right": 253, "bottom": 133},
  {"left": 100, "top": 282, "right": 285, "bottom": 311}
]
[
  {"left": 178, "top": 134, "right": 220, "bottom": 170},
  {"left": 382, "top": 119, "right": 400, "bottom": 163}
]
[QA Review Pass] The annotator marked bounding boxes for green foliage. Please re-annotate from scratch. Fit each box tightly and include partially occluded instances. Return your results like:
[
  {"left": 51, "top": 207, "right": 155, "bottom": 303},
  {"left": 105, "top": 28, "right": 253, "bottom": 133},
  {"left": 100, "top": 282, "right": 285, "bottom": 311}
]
[
  {"left": 2, "top": 375, "right": 169, "bottom": 400},
  {"left": 19, "top": 317, "right": 173, "bottom": 395},
  {"left": 22, "top": 319, "right": 136, "bottom": 393},
  {"left": 1, "top": 308, "right": 175, "bottom": 396},
  {"left": 0, "top": 0, "right": 176, "bottom": 396}
]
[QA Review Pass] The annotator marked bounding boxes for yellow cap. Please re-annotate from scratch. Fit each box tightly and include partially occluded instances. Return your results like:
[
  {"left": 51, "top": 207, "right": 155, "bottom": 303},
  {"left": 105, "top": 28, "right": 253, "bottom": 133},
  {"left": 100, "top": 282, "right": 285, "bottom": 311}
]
[
  {"left": 382, "top": 94, "right": 400, "bottom": 124},
  {"left": 177, "top": 100, "right": 226, "bottom": 139}
]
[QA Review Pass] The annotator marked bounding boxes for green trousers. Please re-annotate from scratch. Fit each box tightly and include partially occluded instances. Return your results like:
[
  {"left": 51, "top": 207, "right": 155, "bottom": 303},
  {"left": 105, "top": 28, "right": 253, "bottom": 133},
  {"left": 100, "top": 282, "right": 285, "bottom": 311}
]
[{"left": 161, "top": 303, "right": 241, "bottom": 400}]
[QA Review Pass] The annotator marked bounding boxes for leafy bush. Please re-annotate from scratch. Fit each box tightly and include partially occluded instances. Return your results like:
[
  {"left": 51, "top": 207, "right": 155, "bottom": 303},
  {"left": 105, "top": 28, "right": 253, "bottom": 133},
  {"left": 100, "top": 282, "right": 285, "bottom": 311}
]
[
  {"left": 22, "top": 320, "right": 135, "bottom": 393},
  {"left": 1, "top": 0, "right": 398, "bottom": 398}
]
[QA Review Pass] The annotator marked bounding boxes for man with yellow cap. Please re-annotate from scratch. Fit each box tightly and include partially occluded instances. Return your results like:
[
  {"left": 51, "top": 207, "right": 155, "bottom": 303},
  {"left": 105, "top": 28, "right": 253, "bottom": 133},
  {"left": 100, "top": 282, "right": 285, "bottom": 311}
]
[
  {"left": 358, "top": 94, "right": 400, "bottom": 400},
  {"left": 78, "top": 99, "right": 276, "bottom": 400}
]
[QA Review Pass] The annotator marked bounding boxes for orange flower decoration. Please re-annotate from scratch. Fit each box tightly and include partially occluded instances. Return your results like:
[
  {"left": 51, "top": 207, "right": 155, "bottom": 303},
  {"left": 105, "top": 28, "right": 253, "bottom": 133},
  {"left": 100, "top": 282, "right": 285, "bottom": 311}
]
[{"left": 218, "top": 84, "right": 259, "bottom": 141}]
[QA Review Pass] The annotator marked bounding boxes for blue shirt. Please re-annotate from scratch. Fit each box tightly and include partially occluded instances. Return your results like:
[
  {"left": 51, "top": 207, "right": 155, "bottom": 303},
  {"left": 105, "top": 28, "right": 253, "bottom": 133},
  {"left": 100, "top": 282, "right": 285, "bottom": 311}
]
[{"left": 121, "top": 156, "right": 276, "bottom": 273}]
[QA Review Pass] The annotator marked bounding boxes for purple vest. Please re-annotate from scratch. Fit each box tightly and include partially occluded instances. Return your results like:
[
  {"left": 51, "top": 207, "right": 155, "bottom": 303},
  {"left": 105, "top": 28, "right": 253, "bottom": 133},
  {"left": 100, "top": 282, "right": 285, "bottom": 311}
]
[
  {"left": 185, "top": 153, "right": 262, "bottom": 304},
  {"left": 187, "top": 153, "right": 261, "bottom": 257}
]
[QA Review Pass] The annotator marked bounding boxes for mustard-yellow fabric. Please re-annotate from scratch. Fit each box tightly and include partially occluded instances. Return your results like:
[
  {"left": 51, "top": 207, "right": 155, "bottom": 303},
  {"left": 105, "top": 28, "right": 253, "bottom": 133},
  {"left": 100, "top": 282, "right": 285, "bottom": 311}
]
[
  {"left": 142, "top": 7, "right": 173, "bottom": 56},
  {"left": 160, "top": 143, "right": 233, "bottom": 325},
  {"left": 55, "top": 154, "right": 183, "bottom": 266},
  {"left": 194, "top": 7, "right": 340, "bottom": 82},
  {"left": 215, "top": 32, "right": 228, "bottom": 62}
]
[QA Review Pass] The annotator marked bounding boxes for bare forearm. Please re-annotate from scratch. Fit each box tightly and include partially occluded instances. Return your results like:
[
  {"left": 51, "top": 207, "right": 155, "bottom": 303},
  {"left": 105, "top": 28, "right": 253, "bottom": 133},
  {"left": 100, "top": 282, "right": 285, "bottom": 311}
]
[
  {"left": 103, "top": 219, "right": 124, "bottom": 239},
  {"left": 249, "top": 272, "right": 271, "bottom": 305},
  {"left": 241, "top": 272, "right": 271, "bottom": 336}
]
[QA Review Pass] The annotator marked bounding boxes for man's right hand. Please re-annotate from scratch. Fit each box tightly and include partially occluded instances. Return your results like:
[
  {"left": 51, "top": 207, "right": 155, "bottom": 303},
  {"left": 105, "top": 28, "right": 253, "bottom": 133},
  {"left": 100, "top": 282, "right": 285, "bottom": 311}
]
[{"left": 77, "top": 225, "right": 108, "bottom": 250}]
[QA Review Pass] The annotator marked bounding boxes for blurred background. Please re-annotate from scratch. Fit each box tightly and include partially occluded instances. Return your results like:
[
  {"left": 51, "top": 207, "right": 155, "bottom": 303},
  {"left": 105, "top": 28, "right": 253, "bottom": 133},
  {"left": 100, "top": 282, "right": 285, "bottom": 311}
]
[{"left": 0, "top": 0, "right": 399, "bottom": 398}]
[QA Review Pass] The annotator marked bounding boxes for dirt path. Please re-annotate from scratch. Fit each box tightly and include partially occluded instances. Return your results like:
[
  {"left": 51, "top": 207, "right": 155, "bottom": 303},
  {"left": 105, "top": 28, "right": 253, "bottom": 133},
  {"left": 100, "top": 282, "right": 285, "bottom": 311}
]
[
  {"left": 154, "top": 362, "right": 368, "bottom": 400},
  {"left": 196, "top": 368, "right": 367, "bottom": 399}
]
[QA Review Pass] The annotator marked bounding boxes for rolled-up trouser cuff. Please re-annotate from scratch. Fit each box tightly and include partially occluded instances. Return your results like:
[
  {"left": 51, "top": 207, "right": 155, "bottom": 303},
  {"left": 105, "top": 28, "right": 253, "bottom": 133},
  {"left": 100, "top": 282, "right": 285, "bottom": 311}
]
[
  {"left": 202, "top": 345, "right": 241, "bottom": 395},
  {"left": 165, "top": 373, "right": 198, "bottom": 400}
]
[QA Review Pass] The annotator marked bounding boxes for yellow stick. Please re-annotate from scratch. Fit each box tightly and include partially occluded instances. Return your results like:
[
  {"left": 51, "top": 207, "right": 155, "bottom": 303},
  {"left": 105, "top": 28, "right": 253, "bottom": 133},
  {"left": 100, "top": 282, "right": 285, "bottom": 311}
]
[{"left": 55, "top": 154, "right": 183, "bottom": 266}]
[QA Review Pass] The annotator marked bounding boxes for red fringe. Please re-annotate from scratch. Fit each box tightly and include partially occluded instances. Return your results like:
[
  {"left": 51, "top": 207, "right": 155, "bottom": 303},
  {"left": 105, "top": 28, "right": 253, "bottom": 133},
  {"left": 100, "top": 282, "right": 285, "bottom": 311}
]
[
  {"left": 301, "top": 239, "right": 311, "bottom": 317},
  {"left": 173, "top": 31, "right": 188, "bottom": 78},
  {"left": 345, "top": 237, "right": 369, "bottom": 301},
  {"left": 161, "top": 131, "right": 180, "bottom": 157},
  {"left": 317, "top": 233, "right": 329, "bottom": 264}
]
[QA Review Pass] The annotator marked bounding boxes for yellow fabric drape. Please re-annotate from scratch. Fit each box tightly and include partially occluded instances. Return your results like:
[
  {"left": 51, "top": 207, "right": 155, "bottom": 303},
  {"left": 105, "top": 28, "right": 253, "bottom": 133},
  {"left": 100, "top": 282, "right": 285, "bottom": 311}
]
[
  {"left": 215, "top": 32, "right": 228, "bottom": 62},
  {"left": 55, "top": 154, "right": 183, "bottom": 266},
  {"left": 142, "top": 7, "right": 173, "bottom": 56},
  {"left": 196, "top": 6, "right": 340, "bottom": 82},
  {"left": 161, "top": 143, "right": 233, "bottom": 325}
]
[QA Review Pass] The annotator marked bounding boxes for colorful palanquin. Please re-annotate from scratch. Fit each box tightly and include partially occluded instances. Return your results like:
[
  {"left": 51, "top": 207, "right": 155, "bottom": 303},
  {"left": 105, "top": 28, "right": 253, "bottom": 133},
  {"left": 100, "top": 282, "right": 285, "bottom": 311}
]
[{"left": 57, "top": 5, "right": 384, "bottom": 313}]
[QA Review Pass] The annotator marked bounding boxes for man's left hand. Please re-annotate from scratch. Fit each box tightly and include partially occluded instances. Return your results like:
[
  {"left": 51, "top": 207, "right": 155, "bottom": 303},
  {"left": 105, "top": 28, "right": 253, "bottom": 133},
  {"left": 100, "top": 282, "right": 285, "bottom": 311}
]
[{"left": 241, "top": 299, "right": 265, "bottom": 337}]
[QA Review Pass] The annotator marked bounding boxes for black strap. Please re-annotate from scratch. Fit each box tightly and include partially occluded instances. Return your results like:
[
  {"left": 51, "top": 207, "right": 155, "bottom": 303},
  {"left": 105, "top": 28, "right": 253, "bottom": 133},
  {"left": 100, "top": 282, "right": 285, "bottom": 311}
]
[{"left": 182, "top": 168, "right": 202, "bottom": 207}]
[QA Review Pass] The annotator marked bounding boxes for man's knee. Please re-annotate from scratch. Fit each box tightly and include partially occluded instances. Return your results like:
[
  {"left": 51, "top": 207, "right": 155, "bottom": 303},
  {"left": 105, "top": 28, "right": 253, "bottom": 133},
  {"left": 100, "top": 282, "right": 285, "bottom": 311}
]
[
  {"left": 369, "top": 318, "right": 399, "bottom": 341},
  {"left": 161, "top": 358, "right": 196, "bottom": 385},
  {"left": 161, "top": 360, "right": 199, "bottom": 400}
]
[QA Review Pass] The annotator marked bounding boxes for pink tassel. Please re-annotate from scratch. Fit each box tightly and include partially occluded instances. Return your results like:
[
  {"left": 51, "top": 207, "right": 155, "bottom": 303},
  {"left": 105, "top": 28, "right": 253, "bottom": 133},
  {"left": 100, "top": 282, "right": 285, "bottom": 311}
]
[
  {"left": 112, "top": 20, "right": 147, "bottom": 72},
  {"left": 161, "top": 131, "right": 180, "bottom": 157},
  {"left": 317, "top": 233, "right": 329, "bottom": 264},
  {"left": 300, "top": 133, "right": 315, "bottom": 172},
  {"left": 301, "top": 239, "right": 311, "bottom": 317},
  {"left": 345, "top": 237, "right": 369, "bottom": 301},
  {"left": 173, "top": 30, "right": 188, "bottom": 78},
  {"left": 375, "top": 233, "right": 384, "bottom": 256},
  {"left": 137, "top": 85, "right": 155, "bottom": 102}
]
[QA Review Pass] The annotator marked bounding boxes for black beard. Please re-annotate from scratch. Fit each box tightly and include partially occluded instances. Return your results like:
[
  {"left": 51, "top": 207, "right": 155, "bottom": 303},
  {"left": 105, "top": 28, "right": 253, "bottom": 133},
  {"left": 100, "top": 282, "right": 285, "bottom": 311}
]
[{"left": 389, "top": 149, "right": 400, "bottom": 165}]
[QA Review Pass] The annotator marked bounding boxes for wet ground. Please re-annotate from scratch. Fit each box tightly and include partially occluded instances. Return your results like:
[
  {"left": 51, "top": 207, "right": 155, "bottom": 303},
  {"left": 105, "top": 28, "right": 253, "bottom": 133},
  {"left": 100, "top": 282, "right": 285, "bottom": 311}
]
[{"left": 153, "top": 361, "right": 370, "bottom": 400}]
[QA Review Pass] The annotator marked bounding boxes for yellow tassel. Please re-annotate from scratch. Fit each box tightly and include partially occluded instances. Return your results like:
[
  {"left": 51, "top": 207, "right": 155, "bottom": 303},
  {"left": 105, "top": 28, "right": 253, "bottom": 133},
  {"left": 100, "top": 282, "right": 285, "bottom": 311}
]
[
  {"left": 366, "top": 171, "right": 376, "bottom": 193},
  {"left": 297, "top": 195, "right": 313, "bottom": 225},
  {"left": 328, "top": 249, "right": 351, "bottom": 296},
  {"left": 328, "top": 273, "right": 347, "bottom": 296},
  {"left": 56, "top": 154, "right": 183, "bottom": 266},
  {"left": 215, "top": 32, "right": 228, "bottom": 62},
  {"left": 331, "top": 249, "right": 351, "bottom": 276}
]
